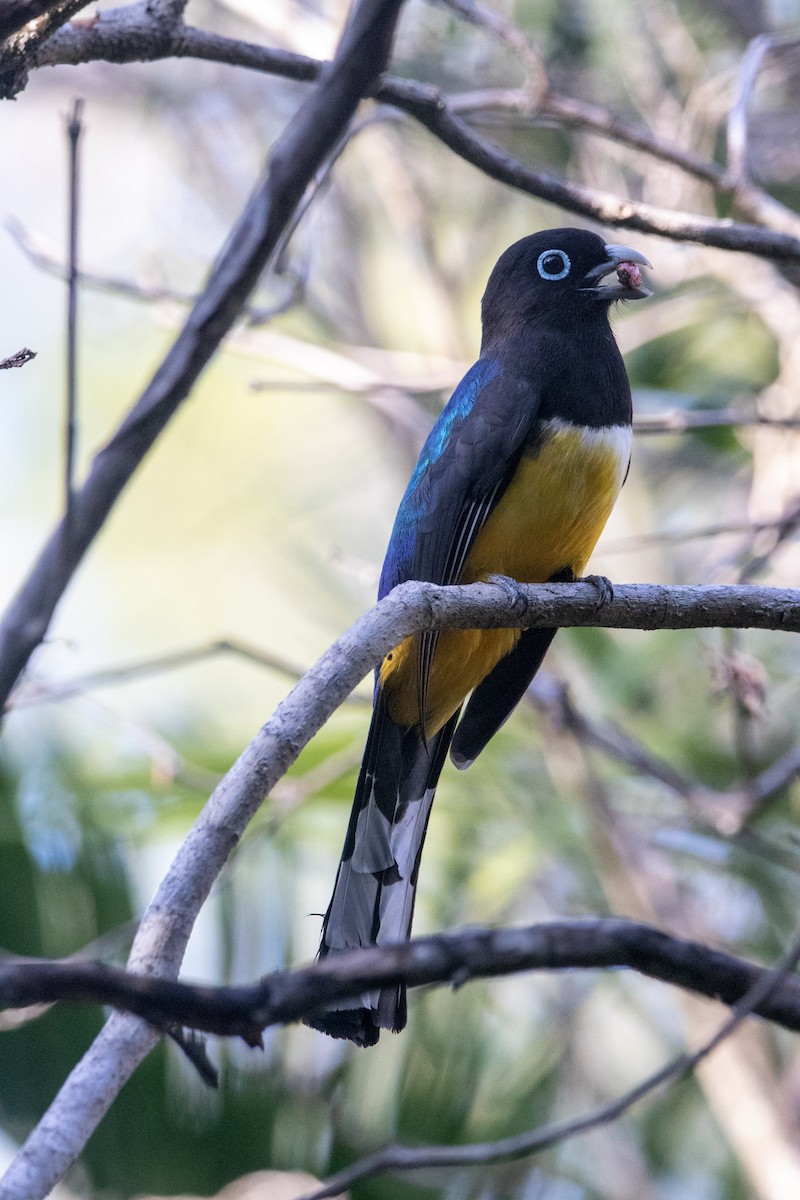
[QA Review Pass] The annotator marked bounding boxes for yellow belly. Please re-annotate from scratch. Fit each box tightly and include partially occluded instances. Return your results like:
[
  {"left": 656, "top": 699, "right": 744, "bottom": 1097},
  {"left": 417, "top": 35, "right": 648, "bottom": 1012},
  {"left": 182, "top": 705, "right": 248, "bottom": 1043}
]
[{"left": 381, "top": 422, "right": 631, "bottom": 735}]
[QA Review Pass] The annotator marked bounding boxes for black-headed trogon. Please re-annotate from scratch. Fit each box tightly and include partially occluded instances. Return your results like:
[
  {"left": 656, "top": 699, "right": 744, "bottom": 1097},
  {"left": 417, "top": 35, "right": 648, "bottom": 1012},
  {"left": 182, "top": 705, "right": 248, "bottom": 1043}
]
[{"left": 309, "top": 228, "right": 651, "bottom": 1046}]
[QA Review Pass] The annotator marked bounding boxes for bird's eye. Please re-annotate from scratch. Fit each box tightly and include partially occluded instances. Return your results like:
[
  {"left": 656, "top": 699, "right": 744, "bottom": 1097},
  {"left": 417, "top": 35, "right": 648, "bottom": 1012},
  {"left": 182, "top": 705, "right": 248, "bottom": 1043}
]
[{"left": 536, "top": 249, "right": 571, "bottom": 281}]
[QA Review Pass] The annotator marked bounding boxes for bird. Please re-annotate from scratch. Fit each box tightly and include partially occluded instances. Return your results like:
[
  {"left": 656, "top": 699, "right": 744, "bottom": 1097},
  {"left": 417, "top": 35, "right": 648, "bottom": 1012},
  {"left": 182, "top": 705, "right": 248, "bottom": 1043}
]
[{"left": 308, "top": 227, "right": 651, "bottom": 1046}]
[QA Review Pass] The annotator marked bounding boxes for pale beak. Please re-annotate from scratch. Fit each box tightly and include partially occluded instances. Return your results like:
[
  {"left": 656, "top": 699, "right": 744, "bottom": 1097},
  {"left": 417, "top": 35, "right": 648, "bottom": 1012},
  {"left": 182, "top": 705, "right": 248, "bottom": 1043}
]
[{"left": 584, "top": 243, "right": 653, "bottom": 299}]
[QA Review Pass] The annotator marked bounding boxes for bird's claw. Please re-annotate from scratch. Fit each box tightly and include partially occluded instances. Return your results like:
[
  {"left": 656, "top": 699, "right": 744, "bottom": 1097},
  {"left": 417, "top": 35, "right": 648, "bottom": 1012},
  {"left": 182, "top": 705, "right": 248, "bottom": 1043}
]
[
  {"left": 582, "top": 574, "right": 614, "bottom": 607},
  {"left": 487, "top": 573, "right": 529, "bottom": 617}
]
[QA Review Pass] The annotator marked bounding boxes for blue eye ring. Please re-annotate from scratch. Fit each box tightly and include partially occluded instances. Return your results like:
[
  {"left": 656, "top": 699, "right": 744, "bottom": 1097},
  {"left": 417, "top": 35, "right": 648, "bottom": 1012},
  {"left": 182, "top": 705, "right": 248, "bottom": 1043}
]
[{"left": 537, "top": 249, "right": 571, "bottom": 281}]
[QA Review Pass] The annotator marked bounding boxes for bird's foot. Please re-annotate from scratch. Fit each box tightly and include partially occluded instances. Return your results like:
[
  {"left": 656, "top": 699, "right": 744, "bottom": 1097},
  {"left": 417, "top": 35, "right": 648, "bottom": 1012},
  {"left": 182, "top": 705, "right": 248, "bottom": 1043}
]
[
  {"left": 581, "top": 573, "right": 615, "bottom": 607},
  {"left": 487, "top": 573, "right": 529, "bottom": 617}
]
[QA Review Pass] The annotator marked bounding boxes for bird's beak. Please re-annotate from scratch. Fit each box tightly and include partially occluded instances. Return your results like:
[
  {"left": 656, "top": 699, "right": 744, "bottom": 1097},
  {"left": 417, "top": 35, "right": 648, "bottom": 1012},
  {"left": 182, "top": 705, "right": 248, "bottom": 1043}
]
[{"left": 584, "top": 244, "right": 653, "bottom": 299}]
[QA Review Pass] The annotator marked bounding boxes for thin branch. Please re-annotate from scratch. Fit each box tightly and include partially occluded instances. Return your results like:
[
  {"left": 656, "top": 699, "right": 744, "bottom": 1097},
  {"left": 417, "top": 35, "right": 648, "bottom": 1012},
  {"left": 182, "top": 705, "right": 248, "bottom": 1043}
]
[
  {"left": 727, "top": 34, "right": 773, "bottom": 183},
  {"left": 166, "top": 1027, "right": 217, "bottom": 1088},
  {"left": 537, "top": 91, "right": 724, "bottom": 188},
  {"left": 737, "top": 496, "right": 800, "bottom": 583},
  {"left": 438, "top": 0, "right": 547, "bottom": 92},
  {"left": 529, "top": 673, "right": 800, "bottom": 837},
  {"left": 528, "top": 673, "right": 700, "bottom": 800},
  {"left": 5, "top": 214, "right": 199, "bottom": 304},
  {"left": 634, "top": 406, "right": 800, "bottom": 433},
  {"left": 744, "top": 743, "right": 800, "bottom": 812},
  {"left": 0, "top": 347, "right": 36, "bottom": 369},
  {"left": 7, "top": 637, "right": 310, "bottom": 710},
  {"left": 604, "top": 513, "right": 800, "bottom": 555},
  {"left": 31, "top": 10, "right": 800, "bottom": 254},
  {"left": 3, "top": 919, "right": 800, "bottom": 1043},
  {"left": 0, "top": 921, "right": 138, "bottom": 1032},
  {"left": 64, "top": 97, "right": 83, "bottom": 517}
]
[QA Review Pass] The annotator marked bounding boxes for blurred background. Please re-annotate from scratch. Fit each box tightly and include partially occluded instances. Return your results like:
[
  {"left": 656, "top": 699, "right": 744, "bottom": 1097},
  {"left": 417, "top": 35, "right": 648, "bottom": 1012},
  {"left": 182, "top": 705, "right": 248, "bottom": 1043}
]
[{"left": 2, "top": 0, "right": 800, "bottom": 1196}]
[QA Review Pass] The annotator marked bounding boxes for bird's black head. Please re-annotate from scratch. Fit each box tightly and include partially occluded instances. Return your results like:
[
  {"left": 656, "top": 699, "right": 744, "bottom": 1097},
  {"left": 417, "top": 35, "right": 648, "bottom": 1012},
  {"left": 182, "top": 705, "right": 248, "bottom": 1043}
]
[{"left": 480, "top": 228, "right": 651, "bottom": 347}]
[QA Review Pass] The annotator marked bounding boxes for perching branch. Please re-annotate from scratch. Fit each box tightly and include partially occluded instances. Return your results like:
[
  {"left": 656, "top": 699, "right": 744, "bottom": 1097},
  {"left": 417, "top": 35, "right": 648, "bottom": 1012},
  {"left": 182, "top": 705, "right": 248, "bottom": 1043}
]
[
  {"left": 7, "top": 637, "right": 310, "bottom": 709},
  {"left": 1, "top": 578, "right": 797, "bottom": 1198}
]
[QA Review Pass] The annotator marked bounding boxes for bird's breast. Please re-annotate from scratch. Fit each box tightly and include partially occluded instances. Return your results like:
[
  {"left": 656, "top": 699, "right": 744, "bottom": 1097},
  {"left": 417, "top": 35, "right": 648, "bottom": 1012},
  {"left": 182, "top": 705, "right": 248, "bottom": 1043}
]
[
  {"left": 462, "top": 417, "right": 632, "bottom": 583},
  {"left": 381, "top": 416, "right": 632, "bottom": 736}
]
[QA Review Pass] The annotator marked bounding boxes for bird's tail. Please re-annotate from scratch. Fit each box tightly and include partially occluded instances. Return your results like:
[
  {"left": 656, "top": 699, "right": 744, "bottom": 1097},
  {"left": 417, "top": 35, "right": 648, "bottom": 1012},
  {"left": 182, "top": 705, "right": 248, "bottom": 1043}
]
[{"left": 308, "top": 697, "right": 458, "bottom": 1046}]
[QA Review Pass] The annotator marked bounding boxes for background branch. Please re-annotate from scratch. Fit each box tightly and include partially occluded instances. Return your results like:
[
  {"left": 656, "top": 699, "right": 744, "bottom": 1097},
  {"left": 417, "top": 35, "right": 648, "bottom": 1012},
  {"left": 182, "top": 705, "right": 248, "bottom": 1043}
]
[
  {"left": 28, "top": 7, "right": 800, "bottom": 255},
  {"left": 3, "top": 919, "right": 800, "bottom": 1041},
  {"left": 0, "top": 347, "right": 35, "bottom": 369},
  {"left": 296, "top": 927, "right": 800, "bottom": 1200}
]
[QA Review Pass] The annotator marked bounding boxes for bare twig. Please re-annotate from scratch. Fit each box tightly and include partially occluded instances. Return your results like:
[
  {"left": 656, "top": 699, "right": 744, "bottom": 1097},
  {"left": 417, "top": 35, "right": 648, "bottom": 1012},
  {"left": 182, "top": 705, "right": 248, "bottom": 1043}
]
[
  {"left": 64, "top": 97, "right": 83, "bottom": 517},
  {"left": 736, "top": 496, "right": 800, "bottom": 583},
  {"left": 634, "top": 407, "right": 800, "bottom": 433},
  {"left": 529, "top": 673, "right": 699, "bottom": 800},
  {"left": 7, "top": 637, "right": 310, "bottom": 710},
  {"left": 727, "top": 34, "right": 773, "bottom": 183},
  {"left": 31, "top": 10, "right": 800, "bottom": 252},
  {"left": 0, "top": 921, "right": 138, "bottom": 1033},
  {"left": 0, "top": 347, "right": 36, "bottom": 369},
  {"left": 5, "top": 214, "right": 199, "bottom": 303},
  {"left": 743, "top": 744, "right": 800, "bottom": 814},
  {"left": 166, "top": 1027, "right": 217, "bottom": 1088},
  {"left": 438, "top": 0, "right": 547, "bottom": 93},
  {"left": 529, "top": 672, "right": 800, "bottom": 837},
  {"left": 604, "top": 512, "right": 800, "bottom": 555}
]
